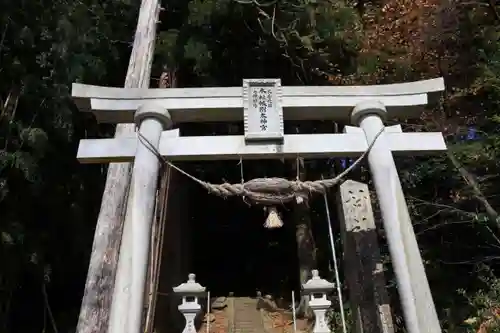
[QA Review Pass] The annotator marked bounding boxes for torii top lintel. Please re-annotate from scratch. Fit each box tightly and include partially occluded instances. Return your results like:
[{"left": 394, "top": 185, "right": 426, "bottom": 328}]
[{"left": 71, "top": 78, "right": 445, "bottom": 124}]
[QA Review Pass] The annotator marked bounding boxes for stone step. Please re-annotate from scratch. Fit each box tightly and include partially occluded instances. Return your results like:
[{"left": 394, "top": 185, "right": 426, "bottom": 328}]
[
  {"left": 198, "top": 296, "right": 310, "bottom": 333},
  {"left": 228, "top": 297, "right": 267, "bottom": 333}
]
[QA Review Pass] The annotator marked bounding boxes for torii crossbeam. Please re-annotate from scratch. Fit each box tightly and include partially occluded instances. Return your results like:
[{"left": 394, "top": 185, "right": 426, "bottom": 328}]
[
  {"left": 77, "top": 129, "right": 445, "bottom": 162},
  {"left": 73, "top": 77, "right": 443, "bottom": 123},
  {"left": 73, "top": 78, "right": 446, "bottom": 333}
]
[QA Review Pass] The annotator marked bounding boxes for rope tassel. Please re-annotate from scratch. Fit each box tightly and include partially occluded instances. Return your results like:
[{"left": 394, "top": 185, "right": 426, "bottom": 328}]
[{"left": 264, "top": 206, "right": 283, "bottom": 229}]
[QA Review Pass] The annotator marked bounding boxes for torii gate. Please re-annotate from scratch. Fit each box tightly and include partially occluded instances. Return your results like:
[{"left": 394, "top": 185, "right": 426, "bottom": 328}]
[{"left": 73, "top": 78, "right": 446, "bottom": 333}]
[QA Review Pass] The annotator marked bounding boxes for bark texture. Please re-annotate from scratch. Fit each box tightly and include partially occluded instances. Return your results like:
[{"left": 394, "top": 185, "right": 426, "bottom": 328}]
[{"left": 76, "top": 1, "right": 161, "bottom": 332}]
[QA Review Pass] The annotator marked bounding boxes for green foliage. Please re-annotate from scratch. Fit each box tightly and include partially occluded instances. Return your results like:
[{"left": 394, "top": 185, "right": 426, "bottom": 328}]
[
  {"left": 328, "top": 306, "right": 354, "bottom": 332},
  {"left": 0, "top": 0, "right": 138, "bottom": 331},
  {"left": 457, "top": 266, "right": 500, "bottom": 333}
]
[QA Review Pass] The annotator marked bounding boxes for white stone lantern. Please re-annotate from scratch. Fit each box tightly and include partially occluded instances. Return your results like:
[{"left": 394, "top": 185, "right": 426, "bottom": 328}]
[
  {"left": 302, "top": 270, "right": 335, "bottom": 333},
  {"left": 173, "top": 273, "right": 206, "bottom": 333}
]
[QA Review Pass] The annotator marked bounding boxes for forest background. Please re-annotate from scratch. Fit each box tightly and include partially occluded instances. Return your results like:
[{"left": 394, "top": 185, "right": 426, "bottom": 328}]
[{"left": 1, "top": 0, "right": 500, "bottom": 332}]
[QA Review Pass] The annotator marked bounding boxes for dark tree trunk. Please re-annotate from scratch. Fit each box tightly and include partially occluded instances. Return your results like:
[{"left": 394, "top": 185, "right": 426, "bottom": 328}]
[{"left": 291, "top": 158, "right": 316, "bottom": 319}]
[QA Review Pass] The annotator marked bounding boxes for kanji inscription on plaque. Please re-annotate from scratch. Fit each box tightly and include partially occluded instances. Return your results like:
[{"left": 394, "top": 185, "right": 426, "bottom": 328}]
[{"left": 243, "top": 79, "right": 284, "bottom": 142}]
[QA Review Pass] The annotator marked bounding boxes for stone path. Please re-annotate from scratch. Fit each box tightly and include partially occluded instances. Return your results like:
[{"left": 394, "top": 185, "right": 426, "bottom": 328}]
[
  {"left": 228, "top": 297, "right": 267, "bottom": 333},
  {"left": 198, "top": 296, "right": 310, "bottom": 333}
]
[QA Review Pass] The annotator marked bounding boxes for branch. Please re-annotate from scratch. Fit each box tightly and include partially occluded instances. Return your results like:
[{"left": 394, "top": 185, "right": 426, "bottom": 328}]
[
  {"left": 435, "top": 53, "right": 500, "bottom": 234},
  {"left": 447, "top": 150, "right": 500, "bottom": 232},
  {"left": 0, "top": 19, "right": 9, "bottom": 55},
  {"left": 436, "top": 256, "right": 500, "bottom": 265},
  {"left": 415, "top": 219, "right": 475, "bottom": 236},
  {"left": 407, "top": 196, "right": 476, "bottom": 218},
  {"left": 42, "top": 281, "right": 58, "bottom": 333},
  {"left": 487, "top": 0, "right": 500, "bottom": 22}
]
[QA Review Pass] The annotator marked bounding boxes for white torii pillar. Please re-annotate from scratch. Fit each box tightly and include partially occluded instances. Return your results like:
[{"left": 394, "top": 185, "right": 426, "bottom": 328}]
[
  {"left": 107, "top": 103, "right": 172, "bottom": 333},
  {"left": 348, "top": 101, "right": 440, "bottom": 333}
]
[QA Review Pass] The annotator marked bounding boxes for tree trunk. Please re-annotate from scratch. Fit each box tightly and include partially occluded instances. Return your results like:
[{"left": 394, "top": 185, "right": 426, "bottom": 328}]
[
  {"left": 75, "top": 1, "right": 161, "bottom": 333},
  {"left": 291, "top": 157, "right": 316, "bottom": 319}
]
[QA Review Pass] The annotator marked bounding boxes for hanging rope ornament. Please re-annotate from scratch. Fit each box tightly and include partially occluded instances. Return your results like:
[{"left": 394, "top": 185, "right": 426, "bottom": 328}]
[
  {"left": 262, "top": 159, "right": 285, "bottom": 229},
  {"left": 137, "top": 127, "right": 385, "bottom": 228},
  {"left": 263, "top": 206, "right": 283, "bottom": 229},
  {"left": 262, "top": 155, "right": 305, "bottom": 229},
  {"left": 294, "top": 155, "right": 305, "bottom": 205},
  {"left": 238, "top": 157, "right": 249, "bottom": 206},
  {"left": 239, "top": 157, "right": 283, "bottom": 229}
]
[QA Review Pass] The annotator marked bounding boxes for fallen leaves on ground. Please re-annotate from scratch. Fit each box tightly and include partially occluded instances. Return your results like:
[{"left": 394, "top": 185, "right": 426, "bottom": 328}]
[{"left": 198, "top": 310, "right": 228, "bottom": 333}]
